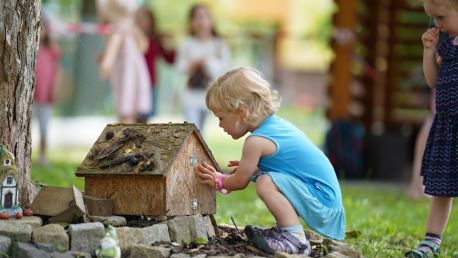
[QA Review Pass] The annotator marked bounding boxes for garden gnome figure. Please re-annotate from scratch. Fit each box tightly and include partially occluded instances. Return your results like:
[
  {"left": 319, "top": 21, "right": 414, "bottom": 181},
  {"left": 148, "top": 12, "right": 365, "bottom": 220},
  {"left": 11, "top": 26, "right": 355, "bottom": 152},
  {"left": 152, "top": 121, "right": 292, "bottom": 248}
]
[
  {"left": 96, "top": 225, "right": 121, "bottom": 258},
  {"left": 0, "top": 144, "right": 23, "bottom": 219}
]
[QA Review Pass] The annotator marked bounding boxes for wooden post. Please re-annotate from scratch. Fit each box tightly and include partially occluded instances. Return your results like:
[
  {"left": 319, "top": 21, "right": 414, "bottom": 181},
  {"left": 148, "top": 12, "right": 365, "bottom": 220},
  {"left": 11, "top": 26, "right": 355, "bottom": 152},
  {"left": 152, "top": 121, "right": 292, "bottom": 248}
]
[{"left": 328, "top": 0, "right": 358, "bottom": 120}]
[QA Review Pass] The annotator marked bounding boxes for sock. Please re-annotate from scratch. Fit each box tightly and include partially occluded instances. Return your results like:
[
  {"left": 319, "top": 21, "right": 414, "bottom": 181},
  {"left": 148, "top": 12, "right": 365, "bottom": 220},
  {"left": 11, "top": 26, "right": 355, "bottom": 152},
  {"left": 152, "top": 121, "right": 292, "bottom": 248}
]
[
  {"left": 416, "top": 232, "right": 441, "bottom": 254},
  {"left": 424, "top": 232, "right": 441, "bottom": 246},
  {"left": 281, "top": 224, "right": 307, "bottom": 244}
]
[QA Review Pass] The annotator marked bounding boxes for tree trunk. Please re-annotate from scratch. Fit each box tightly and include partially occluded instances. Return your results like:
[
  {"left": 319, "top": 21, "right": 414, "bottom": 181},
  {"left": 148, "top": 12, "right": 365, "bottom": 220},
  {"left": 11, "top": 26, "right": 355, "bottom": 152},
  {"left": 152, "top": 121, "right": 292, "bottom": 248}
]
[{"left": 0, "top": 0, "right": 41, "bottom": 206}]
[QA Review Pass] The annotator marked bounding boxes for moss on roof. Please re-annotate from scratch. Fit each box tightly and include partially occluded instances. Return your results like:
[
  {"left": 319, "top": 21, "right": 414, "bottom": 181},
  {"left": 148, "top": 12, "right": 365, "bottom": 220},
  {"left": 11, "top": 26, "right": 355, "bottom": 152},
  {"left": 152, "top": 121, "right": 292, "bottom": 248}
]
[{"left": 75, "top": 123, "right": 219, "bottom": 176}]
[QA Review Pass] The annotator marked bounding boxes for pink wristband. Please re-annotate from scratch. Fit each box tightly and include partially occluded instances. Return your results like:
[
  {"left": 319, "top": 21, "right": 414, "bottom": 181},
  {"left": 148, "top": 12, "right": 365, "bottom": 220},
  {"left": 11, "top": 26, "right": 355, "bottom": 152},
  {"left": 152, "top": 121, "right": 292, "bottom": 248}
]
[{"left": 216, "top": 174, "right": 230, "bottom": 195}]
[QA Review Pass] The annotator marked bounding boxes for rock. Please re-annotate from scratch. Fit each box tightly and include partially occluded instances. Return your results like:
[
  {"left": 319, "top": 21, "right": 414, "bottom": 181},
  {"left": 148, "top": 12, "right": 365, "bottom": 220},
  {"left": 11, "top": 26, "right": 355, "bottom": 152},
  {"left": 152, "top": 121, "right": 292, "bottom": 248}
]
[
  {"left": 11, "top": 241, "right": 51, "bottom": 258},
  {"left": 192, "top": 254, "right": 207, "bottom": 258},
  {"left": 165, "top": 216, "right": 191, "bottom": 244},
  {"left": 189, "top": 215, "right": 208, "bottom": 242},
  {"left": 68, "top": 222, "right": 105, "bottom": 255},
  {"left": 33, "top": 224, "right": 69, "bottom": 251},
  {"left": 128, "top": 244, "right": 171, "bottom": 258},
  {"left": 166, "top": 214, "right": 213, "bottom": 243},
  {"left": 0, "top": 221, "right": 32, "bottom": 241},
  {"left": 117, "top": 224, "right": 170, "bottom": 251},
  {"left": 202, "top": 215, "right": 216, "bottom": 238},
  {"left": 170, "top": 253, "right": 191, "bottom": 258},
  {"left": 0, "top": 235, "right": 11, "bottom": 256},
  {"left": 36, "top": 242, "right": 58, "bottom": 252},
  {"left": 4, "top": 216, "right": 42, "bottom": 229},
  {"left": 88, "top": 215, "right": 126, "bottom": 227},
  {"left": 142, "top": 224, "right": 171, "bottom": 244}
]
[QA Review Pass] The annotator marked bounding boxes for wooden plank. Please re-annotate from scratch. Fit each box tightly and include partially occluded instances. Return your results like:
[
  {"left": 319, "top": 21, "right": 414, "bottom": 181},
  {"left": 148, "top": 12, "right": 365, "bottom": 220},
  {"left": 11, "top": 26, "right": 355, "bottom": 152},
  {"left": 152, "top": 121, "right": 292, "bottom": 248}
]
[
  {"left": 31, "top": 186, "right": 75, "bottom": 216},
  {"left": 85, "top": 175, "right": 165, "bottom": 216},
  {"left": 48, "top": 205, "right": 85, "bottom": 224},
  {"left": 83, "top": 195, "right": 112, "bottom": 216},
  {"left": 165, "top": 134, "right": 216, "bottom": 216}
]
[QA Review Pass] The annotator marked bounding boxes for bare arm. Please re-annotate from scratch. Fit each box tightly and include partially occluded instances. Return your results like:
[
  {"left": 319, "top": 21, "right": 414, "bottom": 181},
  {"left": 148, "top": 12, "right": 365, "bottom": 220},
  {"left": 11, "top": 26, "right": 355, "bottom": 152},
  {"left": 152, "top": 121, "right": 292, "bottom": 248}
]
[
  {"left": 99, "top": 33, "right": 123, "bottom": 80},
  {"left": 422, "top": 28, "right": 440, "bottom": 88},
  {"left": 197, "top": 136, "right": 275, "bottom": 191}
]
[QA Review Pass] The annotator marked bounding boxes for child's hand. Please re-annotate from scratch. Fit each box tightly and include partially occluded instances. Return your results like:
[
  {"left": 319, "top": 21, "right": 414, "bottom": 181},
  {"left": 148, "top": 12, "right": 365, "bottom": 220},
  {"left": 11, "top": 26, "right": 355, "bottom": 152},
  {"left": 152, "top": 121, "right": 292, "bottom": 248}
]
[
  {"left": 227, "top": 160, "right": 239, "bottom": 174},
  {"left": 197, "top": 162, "right": 222, "bottom": 187},
  {"left": 228, "top": 160, "right": 260, "bottom": 174},
  {"left": 422, "top": 27, "right": 440, "bottom": 49}
]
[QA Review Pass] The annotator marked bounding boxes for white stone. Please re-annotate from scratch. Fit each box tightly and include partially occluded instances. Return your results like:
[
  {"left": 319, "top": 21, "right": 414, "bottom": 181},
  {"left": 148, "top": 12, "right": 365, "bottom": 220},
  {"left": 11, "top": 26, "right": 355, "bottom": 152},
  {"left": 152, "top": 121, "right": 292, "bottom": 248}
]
[
  {"left": 0, "top": 221, "right": 32, "bottom": 241},
  {"left": 33, "top": 224, "right": 69, "bottom": 251},
  {"left": 68, "top": 222, "right": 105, "bottom": 255}
]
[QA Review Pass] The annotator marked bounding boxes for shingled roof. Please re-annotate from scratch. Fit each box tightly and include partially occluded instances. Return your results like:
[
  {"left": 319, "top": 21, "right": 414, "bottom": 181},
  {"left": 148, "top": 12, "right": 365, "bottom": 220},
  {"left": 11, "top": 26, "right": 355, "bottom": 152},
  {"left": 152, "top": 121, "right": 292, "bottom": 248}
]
[{"left": 75, "top": 123, "right": 220, "bottom": 176}]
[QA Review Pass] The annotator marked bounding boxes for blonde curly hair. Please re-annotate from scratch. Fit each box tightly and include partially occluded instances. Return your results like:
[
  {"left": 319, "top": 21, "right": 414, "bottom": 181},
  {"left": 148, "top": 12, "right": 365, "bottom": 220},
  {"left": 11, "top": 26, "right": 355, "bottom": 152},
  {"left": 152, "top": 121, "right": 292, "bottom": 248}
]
[
  {"left": 206, "top": 67, "right": 281, "bottom": 127},
  {"left": 426, "top": 0, "right": 458, "bottom": 9}
]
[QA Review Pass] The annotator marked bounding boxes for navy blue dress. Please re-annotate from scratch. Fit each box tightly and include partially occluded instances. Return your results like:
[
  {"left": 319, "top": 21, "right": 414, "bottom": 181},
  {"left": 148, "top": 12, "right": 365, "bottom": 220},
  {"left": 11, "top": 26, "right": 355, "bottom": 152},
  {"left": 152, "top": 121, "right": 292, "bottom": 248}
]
[{"left": 421, "top": 36, "right": 458, "bottom": 197}]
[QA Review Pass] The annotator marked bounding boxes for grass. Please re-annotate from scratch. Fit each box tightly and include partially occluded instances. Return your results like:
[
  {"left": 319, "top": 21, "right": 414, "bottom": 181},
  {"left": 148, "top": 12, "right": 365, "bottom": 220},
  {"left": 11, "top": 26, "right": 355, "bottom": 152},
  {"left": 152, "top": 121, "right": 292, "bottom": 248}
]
[{"left": 30, "top": 107, "right": 458, "bottom": 257}]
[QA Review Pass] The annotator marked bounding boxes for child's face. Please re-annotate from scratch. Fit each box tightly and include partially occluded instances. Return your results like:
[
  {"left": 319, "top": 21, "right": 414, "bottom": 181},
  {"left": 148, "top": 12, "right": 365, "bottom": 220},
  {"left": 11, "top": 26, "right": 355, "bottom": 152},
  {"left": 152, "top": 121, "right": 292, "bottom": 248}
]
[
  {"left": 424, "top": 0, "right": 458, "bottom": 36},
  {"left": 213, "top": 109, "right": 249, "bottom": 140},
  {"left": 191, "top": 7, "right": 213, "bottom": 36},
  {"left": 135, "top": 10, "right": 151, "bottom": 34}
]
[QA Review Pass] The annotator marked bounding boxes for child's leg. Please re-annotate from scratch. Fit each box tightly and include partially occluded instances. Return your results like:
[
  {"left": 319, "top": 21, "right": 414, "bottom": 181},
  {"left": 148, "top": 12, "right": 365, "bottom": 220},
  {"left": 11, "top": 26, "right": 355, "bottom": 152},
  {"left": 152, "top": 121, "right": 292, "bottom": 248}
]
[
  {"left": 246, "top": 174, "right": 310, "bottom": 255},
  {"left": 406, "top": 196, "right": 452, "bottom": 257},
  {"left": 255, "top": 174, "right": 301, "bottom": 227},
  {"left": 426, "top": 196, "right": 452, "bottom": 235}
]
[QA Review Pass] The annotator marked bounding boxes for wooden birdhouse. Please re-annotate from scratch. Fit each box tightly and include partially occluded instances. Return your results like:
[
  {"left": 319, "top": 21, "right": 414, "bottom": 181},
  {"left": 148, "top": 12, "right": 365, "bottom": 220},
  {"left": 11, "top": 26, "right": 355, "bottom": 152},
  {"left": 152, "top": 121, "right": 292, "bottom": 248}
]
[{"left": 75, "top": 123, "right": 219, "bottom": 217}]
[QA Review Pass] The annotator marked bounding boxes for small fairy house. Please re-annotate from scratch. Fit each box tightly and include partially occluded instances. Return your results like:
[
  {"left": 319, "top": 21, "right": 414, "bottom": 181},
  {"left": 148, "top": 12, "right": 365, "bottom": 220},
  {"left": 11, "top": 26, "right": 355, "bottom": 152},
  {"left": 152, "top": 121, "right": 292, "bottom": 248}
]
[
  {"left": 0, "top": 145, "right": 22, "bottom": 216},
  {"left": 76, "top": 123, "right": 219, "bottom": 217}
]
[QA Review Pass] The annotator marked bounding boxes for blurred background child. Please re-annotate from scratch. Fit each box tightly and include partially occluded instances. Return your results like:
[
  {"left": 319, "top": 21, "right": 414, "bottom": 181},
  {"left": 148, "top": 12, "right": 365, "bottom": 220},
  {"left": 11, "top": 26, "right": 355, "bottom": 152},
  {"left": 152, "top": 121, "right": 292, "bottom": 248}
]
[
  {"left": 33, "top": 15, "right": 62, "bottom": 166},
  {"left": 176, "top": 4, "right": 231, "bottom": 133},
  {"left": 135, "top": 5, "right": 176, "bottom": 121},
  {"left": 97, "top": 0, "right": 151, "bottom": 123}
]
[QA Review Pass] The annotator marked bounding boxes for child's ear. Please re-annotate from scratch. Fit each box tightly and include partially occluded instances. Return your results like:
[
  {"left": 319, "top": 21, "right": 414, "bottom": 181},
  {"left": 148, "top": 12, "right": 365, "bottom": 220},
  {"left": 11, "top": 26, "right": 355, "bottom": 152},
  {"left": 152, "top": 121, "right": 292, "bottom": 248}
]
[{"left": 239, "top": 106, "right": 249, "bottom": 121}]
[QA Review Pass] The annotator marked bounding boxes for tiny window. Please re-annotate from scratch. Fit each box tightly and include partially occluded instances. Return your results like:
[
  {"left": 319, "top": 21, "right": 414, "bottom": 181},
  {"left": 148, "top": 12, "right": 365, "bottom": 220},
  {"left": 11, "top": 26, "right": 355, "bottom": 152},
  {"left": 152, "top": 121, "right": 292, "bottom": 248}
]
[
  {"left": 3, "top": 159, "right": 11, "bottom": 166},
  {"left": 6, "top": 177, "right": 13, "bottom": 185}
]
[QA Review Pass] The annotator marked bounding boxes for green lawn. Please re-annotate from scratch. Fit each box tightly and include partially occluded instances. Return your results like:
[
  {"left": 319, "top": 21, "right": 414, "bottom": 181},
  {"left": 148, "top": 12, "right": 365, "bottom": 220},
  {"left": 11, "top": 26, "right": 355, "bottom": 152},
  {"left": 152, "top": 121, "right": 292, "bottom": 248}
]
[{"left": 30, "top": 108, "right": 458, "bottom": 257}]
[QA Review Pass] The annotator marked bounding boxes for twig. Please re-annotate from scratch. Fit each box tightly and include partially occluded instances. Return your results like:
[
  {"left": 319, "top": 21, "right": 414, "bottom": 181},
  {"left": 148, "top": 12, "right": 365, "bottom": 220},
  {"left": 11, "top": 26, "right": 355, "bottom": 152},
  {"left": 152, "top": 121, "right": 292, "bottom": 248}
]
[{"left": 230, "top": 216, "right": 240, "bottom": 233}]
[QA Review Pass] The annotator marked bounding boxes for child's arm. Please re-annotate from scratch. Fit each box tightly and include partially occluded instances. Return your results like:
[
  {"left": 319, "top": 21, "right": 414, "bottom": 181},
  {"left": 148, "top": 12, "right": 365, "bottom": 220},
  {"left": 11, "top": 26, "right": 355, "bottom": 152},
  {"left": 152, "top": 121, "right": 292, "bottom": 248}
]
[
  {"left": 197, "top": 136, "right": 274, "bottom": 191},
  {"left": 99, "top": 33, "right": 123, "bottom": 80},
  {"left": 220, "top": 136, "right": 266, "bottom": 190},
  {"left": 422, "top": 28, "right": 440, "bottom": 88}
]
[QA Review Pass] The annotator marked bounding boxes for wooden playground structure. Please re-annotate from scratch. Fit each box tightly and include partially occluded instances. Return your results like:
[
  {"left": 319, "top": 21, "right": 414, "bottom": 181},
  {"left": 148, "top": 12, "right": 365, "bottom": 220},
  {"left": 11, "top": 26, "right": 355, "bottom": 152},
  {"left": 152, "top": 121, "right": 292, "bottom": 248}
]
[{"left": 328, "top": 0, "right": 430, "bottom": 130}]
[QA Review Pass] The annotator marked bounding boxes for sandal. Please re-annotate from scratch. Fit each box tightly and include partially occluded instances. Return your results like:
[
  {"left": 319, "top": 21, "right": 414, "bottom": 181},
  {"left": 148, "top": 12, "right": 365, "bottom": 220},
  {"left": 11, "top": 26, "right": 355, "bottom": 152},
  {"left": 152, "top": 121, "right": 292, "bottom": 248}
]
[
  {"left": 244, "top": 225, "right": 311, "bottom": 255},
  {"left": 405, "top": 240, "right": 440, "bottom": 258}
]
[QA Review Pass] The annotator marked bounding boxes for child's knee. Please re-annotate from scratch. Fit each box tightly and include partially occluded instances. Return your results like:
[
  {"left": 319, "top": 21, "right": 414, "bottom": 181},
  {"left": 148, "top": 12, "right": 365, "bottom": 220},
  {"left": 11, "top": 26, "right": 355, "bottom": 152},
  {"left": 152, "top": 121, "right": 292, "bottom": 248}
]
[{"left": 255, "top": 174, "right": 275, "bottom": 197}]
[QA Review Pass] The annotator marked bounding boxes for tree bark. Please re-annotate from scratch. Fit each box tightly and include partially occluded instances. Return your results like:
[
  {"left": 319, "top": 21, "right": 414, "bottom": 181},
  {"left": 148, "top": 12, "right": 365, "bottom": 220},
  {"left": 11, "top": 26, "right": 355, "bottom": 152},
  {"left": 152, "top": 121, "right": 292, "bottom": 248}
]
[{"left": 0, "top": 0, "right": 41, "bottom": 206}]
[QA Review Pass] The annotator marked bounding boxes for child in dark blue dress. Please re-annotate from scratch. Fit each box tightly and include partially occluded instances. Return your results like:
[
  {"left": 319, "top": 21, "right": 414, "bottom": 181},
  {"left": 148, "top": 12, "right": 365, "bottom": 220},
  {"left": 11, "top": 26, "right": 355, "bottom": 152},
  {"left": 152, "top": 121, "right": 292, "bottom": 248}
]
[{"left": 406, "top": 0, "right": 458, "bottom": 257}]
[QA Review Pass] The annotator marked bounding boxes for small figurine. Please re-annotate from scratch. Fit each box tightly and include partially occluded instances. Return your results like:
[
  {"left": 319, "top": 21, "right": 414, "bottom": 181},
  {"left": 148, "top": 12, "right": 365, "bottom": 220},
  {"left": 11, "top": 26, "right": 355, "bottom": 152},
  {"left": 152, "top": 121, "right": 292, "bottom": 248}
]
[
  {"left": 96, "top": 225, "right": 121, "bottom": 258},
  {"left": 0, "top": 145, "right": 22, "bottom": 218}
]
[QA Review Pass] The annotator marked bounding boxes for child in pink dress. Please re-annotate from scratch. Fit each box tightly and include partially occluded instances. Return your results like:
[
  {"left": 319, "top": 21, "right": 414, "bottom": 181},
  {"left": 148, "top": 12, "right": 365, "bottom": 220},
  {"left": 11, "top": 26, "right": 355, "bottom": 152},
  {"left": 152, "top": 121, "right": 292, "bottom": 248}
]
[
  {"left": 135, "top": 6, "right": 175, "bottom": 120},
  {"left": 33, "top": 17, "right": 62, "bottom": 165},
  {"left": 97, "top": 0, "right": 151, "bottom": 123}
]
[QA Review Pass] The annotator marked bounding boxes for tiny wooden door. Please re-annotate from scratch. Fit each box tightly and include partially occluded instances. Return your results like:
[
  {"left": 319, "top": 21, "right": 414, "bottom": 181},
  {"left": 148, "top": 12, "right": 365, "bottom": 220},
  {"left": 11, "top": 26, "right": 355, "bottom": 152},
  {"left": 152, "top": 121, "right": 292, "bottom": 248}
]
[{"left": 4, "top": 192, "right": 12, "bottom": 208}]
